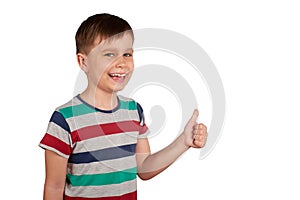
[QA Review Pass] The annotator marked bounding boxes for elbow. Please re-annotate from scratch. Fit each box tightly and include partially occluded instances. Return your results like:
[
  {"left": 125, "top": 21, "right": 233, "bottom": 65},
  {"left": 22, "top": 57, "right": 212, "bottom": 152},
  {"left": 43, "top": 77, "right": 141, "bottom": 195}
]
[
  {"left": 44, "top": 179, "right": 65, "bottom": 194},
  {"left": 43, "top": 182, "right": 65, "bottom": 200},
  {"left": 137, "top": 173, "right": 154, "bottom": 181}
]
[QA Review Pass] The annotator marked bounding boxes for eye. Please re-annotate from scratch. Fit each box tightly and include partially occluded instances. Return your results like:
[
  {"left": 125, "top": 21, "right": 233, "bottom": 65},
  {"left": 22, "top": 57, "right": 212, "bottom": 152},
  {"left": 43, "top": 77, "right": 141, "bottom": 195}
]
[
  {"left": 104, "top": 53, "right": 115, "bottom": 57},
  {"left": 123, "top": 53, "right": 132, "bottom": 57}
]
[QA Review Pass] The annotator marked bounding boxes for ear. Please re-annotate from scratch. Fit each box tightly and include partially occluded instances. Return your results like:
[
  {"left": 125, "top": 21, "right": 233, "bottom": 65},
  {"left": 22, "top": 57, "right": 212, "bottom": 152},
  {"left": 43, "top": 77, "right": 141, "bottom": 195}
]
[{"left": 77, "top": 53, "right": 88, "bottom": 73}]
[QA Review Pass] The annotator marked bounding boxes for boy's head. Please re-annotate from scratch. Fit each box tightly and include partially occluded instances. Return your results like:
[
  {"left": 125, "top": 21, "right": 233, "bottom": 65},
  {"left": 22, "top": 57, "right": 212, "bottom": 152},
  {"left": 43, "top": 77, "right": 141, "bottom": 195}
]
[
  {"left": 75, "top": 13, "right": 135, "bottom": 94},
  {"left": 75, "top": 13, "right": 133, "bottom": 55}
]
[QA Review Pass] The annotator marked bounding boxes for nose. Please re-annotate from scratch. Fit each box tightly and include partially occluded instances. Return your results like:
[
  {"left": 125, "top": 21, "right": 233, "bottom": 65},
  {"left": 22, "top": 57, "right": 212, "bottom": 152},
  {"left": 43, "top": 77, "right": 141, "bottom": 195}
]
[{"left": 115, "top": 56, "right": 126, "bottom": 68}]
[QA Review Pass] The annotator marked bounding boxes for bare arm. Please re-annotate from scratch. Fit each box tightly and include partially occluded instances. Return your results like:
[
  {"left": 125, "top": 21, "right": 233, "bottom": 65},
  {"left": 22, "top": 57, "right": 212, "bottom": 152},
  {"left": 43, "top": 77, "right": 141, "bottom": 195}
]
[
  {"left": 136, "top": 134, "right": 189, "bottom": 180},
  {"left": 136, "top": 109, "right": 208, "bottom": 180},
  {"left": 43, "top": 150, "right": 68, "bottom": 200}
]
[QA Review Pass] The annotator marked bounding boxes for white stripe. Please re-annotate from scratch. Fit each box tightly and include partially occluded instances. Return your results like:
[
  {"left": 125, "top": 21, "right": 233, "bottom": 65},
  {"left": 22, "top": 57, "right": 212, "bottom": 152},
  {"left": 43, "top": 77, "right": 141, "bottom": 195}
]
[
  {"left": 46, "top": 122, "right": 71, "bottom": 145},
  {"left": 66, "top": 109, "right": 139, "bottom": 131},
  {"left": 65, "top": 179, "right": 137, "bottom": 198},
  {"left": 73, "top": 131, "right": 138, "bottom": 153},
  {"left": 67, "top": 155, "right": 137, "bottom": 175}
]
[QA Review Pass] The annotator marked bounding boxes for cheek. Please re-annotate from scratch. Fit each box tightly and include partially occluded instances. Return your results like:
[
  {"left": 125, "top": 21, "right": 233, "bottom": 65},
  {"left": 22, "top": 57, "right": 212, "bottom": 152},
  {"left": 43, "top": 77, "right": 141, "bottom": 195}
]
[
  {"left": 87, "top": 66, "right": 108, "bottom": 83},
  {"left": 128, "top": 61, "right": 134, "bottom": 71}
]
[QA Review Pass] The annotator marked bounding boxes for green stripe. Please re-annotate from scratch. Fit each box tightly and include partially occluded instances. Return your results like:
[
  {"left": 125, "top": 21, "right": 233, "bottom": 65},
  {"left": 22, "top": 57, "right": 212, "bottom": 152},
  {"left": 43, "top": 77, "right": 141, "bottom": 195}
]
[
  {"left": 119, "top": 100, "right": 136, "bottom": 110},
  {"left": 66, "top": 167, "right": 137, "bottom": 186},
  {"left": 59, "top": 100, "right": 137, "bottom": 119},
  {"left": 59, "top": 104, "right": 96, "bottom": 119}
]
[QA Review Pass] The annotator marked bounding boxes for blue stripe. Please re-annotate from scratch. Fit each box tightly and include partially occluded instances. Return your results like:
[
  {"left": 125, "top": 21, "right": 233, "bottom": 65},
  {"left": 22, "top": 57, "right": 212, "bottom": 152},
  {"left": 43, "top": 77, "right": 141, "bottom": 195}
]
[
  {"left": 49, "top": 111, "right": 71, "bottom": 133},
  {"left": 137, "top": 103, "right": 143, "bottom": 124},
  {"left": 68, "top": 144, "right": 137, "bottom": 164}
]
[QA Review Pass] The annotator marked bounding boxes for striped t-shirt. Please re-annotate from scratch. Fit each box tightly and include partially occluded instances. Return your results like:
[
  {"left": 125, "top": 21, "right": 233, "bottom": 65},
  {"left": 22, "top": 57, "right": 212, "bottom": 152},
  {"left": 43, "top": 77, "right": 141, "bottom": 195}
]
[{"left": 39, "top": 95, "right": 149, "bottom": 200}]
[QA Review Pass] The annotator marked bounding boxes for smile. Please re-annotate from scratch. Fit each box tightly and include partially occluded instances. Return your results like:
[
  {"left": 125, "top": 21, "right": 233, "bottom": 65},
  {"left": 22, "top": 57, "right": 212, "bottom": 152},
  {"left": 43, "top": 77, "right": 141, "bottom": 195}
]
[
  {"left": 108, "top": 73, "right": 128, "bottom": 83},
  {"left": 109, "top": 73, "right": 126, "bottom": 77}
]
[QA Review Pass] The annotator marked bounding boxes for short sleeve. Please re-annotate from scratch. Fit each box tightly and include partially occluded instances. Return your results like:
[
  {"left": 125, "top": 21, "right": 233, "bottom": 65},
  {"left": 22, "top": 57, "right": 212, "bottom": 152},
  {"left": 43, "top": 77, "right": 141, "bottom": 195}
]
[
  {"left": 136, "top": 103, "right": 149, "bottom": 139},
  {"left": 39, "top": 111, "right": 73, "bottom": 158}
]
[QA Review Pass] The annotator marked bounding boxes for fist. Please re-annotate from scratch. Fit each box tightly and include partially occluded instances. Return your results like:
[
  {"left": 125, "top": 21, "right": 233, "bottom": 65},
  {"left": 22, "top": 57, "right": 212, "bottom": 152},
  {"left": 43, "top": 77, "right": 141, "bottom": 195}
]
[
  {"left": 192, "top": 123, "right": 208, "bottom": 148},
  {"left": 183, "top": 109, "right": 208, "bottom": 148}
]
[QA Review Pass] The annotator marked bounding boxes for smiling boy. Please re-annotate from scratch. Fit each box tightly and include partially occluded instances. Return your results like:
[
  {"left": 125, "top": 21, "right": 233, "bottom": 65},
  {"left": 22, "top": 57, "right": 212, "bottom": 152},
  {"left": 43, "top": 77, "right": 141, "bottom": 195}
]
[{"left": 39, "top": 13, "right": 208, "bottom": 200}]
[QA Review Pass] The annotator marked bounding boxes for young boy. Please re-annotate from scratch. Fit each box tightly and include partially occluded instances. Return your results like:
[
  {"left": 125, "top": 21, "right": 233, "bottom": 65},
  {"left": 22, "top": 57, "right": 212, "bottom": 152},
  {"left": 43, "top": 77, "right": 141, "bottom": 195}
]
[{"left": 39, "top": 13, "right": 208, "bottom": 200}]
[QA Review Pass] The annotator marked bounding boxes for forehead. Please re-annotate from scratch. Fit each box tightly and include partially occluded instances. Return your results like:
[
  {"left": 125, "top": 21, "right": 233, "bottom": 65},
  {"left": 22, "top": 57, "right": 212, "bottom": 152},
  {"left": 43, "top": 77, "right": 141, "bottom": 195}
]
[{"left": 94, "top": 32, "right": 133, "bottom": 52}]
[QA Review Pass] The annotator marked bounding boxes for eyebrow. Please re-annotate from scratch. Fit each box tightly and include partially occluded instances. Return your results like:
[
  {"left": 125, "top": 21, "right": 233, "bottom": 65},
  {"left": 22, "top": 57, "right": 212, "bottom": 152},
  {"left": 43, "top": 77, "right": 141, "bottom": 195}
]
[{"left": 102, "top": 48, "right": 133, "bottom": 52}]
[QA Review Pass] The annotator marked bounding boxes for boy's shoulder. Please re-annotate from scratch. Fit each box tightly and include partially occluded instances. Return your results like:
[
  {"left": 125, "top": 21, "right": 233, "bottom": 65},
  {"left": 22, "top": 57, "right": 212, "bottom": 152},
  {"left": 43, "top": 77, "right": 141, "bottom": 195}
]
[
  {"left": 52, "top": 95, "right": 143, "bottom": 115},
  {"left": 54, "top": 95, "right": 81, "bottom": 111},
  {"left": 118, "top": 95, "right": 144, "bottom": 117}
]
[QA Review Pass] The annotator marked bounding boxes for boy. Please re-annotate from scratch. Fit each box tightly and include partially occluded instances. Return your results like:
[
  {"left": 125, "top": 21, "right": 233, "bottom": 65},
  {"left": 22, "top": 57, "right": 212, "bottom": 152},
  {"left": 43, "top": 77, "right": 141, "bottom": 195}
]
[{"left": 39, "top": 13, "right": 208, "bottom": 200}]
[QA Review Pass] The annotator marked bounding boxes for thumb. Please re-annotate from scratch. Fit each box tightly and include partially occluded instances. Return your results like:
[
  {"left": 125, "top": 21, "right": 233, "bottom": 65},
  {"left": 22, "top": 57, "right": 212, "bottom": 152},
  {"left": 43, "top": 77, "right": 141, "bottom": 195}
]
[{"left": 188, "top": 109, "right": 199, "bottom": 123}]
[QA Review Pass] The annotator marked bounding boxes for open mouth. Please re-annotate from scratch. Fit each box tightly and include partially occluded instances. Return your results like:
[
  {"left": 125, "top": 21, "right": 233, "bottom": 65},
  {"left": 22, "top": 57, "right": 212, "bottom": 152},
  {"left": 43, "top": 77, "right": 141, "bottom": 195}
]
[{"left": 108, "top": 73, "right": 127, "bottom": 82}]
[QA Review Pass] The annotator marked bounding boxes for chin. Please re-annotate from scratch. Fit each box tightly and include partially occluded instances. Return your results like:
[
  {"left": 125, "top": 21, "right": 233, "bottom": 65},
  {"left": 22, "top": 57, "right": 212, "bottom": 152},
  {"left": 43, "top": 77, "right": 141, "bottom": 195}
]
[{"left": 111, "top": 85, "right": 127, "bottom": 93}]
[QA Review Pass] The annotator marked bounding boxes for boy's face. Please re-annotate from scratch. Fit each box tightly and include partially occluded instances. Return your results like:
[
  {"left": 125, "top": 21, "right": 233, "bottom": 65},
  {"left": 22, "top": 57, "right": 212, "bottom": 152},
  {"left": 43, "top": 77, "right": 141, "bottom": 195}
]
[{"left": 81, "top": 32, "right": 134, "bottom": 94}]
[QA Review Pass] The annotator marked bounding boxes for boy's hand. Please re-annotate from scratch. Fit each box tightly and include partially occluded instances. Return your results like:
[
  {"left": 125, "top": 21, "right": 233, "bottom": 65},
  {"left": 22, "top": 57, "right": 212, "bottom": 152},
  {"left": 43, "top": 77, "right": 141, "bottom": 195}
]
[{"left": 183, "top": 109, "right": 208, "bottom": 148}]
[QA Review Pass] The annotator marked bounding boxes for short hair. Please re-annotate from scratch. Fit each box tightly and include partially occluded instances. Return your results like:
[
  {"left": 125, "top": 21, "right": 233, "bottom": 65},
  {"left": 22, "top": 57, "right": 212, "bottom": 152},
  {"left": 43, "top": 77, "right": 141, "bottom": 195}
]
[{"left": 75, "top": 13, "right": 133, "bottom": 55}]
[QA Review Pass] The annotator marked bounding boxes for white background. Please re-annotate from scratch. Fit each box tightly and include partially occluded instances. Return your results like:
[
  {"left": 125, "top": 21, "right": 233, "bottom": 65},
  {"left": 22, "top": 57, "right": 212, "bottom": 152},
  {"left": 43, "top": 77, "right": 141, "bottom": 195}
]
[{"left": 1, "top": 0, "right": 299, "bottom": 199}]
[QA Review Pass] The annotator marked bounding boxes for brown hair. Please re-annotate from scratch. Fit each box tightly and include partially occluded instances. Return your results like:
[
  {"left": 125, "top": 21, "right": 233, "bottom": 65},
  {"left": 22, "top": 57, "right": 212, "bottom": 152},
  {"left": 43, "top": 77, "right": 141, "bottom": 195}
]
[{"left": 75, "top": 13, "right": 133, "bottom": 55}]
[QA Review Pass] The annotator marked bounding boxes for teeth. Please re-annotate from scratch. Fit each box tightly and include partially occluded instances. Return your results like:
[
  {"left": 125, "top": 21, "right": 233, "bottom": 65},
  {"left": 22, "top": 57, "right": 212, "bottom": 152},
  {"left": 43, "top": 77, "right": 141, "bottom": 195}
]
[{"left": 110, "top": 73, "right": 126, "bottom": 77}]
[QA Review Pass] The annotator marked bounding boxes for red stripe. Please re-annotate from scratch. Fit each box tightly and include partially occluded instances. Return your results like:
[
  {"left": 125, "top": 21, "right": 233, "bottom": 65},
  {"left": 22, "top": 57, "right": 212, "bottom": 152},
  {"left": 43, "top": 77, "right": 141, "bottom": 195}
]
[
  {"left": 139, "top": 125, "right": 148, "bottom": 135},
  {"left": 71, "top": 121, "right": 141, "bottom": 142},
  {"left": 40, "top": 133, "right": 72, "bottom": 156},
  {"left": 65, "top": 190, "right": 137, "bottom": 200}
]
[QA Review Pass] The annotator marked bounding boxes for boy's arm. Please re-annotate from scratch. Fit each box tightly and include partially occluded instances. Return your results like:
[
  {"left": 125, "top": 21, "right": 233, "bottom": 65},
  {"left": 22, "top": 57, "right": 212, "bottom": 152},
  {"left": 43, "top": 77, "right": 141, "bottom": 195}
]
[
  {"left": 43, "top": 150, "right": 68, "bottom": 200},
  {"left": 136, "top": 109, "right": 207, "bottom": 180}
]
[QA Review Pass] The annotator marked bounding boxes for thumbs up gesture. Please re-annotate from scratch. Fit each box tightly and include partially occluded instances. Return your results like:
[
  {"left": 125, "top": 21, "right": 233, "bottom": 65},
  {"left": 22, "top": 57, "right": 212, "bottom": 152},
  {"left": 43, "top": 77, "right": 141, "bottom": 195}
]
[{"left": 183, "top": 109, "right": 208, "bottom": 148}]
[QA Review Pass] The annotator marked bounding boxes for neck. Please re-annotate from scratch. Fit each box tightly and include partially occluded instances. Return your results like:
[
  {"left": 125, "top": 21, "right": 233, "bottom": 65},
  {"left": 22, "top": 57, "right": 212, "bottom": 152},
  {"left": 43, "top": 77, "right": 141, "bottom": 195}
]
[{"left": 80, "top": 87, "right": 118, "bottom": 110}]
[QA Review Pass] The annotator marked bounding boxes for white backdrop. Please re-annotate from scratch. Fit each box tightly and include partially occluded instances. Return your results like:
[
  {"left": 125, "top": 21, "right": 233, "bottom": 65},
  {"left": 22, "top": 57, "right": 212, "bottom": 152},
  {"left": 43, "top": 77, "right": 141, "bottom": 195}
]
[{"left": 1, "top": 0, "right": 299, "bottom": 199}]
